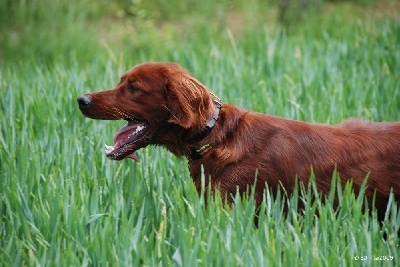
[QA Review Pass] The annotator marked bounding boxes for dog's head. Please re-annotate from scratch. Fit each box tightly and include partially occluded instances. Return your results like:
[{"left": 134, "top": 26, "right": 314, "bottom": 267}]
[{"left": 78, "top": 62, "right": 218, "bottom": 160}]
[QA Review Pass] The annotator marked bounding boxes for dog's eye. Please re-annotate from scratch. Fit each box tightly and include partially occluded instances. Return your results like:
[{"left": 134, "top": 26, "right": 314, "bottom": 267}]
[{"left": 128, "top": 83, "right": 139, "bottom": 92}]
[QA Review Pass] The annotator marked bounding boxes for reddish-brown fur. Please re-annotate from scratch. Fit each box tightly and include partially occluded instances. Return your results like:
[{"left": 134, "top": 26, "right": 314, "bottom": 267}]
[{"left": 78, "top": 62, "right": 400, "bottom": 220}]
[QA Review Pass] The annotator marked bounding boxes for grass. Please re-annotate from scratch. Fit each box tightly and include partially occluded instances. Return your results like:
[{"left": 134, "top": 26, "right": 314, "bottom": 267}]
[{"left": 1, "top": 0, "right": 400, "bottom": 266}]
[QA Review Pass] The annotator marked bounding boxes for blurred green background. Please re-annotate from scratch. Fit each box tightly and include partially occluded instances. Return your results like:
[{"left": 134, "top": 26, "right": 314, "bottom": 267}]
[{"left": 2, "top": 0, "right": 398, "bottom": 66}]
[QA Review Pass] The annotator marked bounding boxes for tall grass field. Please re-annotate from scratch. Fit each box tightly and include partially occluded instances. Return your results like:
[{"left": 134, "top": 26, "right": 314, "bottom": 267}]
[{"left": 1, "top": 0, "right": 399, "bottom": 266}]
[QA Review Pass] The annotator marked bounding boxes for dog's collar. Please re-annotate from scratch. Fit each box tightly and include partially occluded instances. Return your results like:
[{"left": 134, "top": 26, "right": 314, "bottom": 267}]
[
  {"left": 189, "top": 100, "right": 221, "bottom": 160},
  {"left": 190, "top": 100, "right": 221, "bottom": 143}
]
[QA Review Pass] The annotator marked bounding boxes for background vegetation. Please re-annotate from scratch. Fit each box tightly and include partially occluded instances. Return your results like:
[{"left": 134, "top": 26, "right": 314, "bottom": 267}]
[{"left": 1, "top": 0, "right": 399, "bottom": 265}]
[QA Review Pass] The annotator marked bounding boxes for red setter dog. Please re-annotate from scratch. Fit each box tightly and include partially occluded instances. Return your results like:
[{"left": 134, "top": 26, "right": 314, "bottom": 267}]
[{"left": 78, "top": 62, "right": 400, "bottom": 220}]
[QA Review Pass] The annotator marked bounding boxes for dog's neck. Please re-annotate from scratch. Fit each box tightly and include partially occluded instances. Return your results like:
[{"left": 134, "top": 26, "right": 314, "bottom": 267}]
[
  {"left": 188, "top": 99, "right": 221, "bottom": 160},
  {"left": 190, "top": 100, "right": 221, "bottom": 143},
  {"left": 206, "top": 101, "right": 221, "bottom": 128}
]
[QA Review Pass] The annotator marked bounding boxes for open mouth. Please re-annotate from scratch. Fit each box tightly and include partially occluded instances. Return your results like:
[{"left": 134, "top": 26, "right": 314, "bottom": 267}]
[{"left": 105, "top": 119, "right": 149, "bottom": 161}]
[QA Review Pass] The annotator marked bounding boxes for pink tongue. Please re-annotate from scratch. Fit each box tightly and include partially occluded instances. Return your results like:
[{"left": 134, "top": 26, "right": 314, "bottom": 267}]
[
  {"left": 126, "top": 153, "right": 139, "bottom": 161},
  {"left": 113, "top": 124, "right": 140, "bottom": 161}
]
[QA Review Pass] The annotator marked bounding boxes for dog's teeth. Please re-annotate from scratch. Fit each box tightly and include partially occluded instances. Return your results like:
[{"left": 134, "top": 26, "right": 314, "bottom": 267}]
[
  {"left": 105, "top": 145, "right": 114, "bottom": 154},
  {"left": 134, "top": 125, "right": 145, "bottom": 135}
]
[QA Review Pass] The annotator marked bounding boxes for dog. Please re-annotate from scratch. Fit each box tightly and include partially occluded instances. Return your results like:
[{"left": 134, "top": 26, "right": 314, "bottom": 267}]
[{"left": 78, "top": 62, "right": 400, "bottom": 221}]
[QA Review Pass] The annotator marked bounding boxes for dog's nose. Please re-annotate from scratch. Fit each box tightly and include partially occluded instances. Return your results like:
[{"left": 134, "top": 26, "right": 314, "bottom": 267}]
[{"left": 77, "top": 95, "right": 92, "bottom": 107}]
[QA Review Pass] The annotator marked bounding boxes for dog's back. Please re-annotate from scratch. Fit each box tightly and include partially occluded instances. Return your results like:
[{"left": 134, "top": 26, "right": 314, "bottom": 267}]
[{"left": 189, "top": 107, "right": 400, "bottom": 220}]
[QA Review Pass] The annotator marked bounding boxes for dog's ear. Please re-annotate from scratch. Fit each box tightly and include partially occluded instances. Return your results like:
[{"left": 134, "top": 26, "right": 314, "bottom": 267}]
[{"left": 166, "top": 72, "right": 214, "bottom": 131}]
